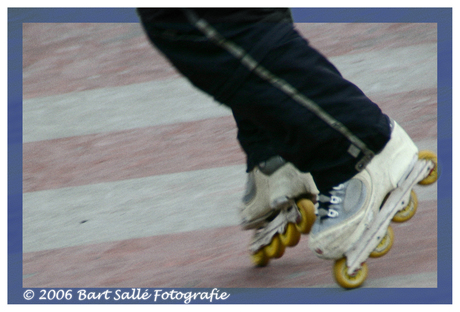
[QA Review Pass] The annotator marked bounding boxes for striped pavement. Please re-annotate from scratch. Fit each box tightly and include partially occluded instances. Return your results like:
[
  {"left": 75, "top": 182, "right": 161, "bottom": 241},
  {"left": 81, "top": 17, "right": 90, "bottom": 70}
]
[{"left": 22, "top": 22, "right": 437, "bottom": 289}]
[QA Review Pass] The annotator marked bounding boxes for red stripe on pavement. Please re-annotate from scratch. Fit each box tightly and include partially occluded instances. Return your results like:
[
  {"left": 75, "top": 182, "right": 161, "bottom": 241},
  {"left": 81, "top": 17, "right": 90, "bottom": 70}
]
[
  {"left": 23, "top": 116, "right": 245, "bottom": 193},
  {"left": 23, "top": 23, "right": 436, "bottom": 100}
]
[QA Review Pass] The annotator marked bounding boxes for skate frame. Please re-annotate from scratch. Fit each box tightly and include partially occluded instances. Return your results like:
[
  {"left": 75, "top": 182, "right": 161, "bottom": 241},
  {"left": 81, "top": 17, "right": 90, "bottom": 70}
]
[
  {"left": 249, "top": 201, "right": 300, "bottom": 253},
  {"left": 344, "top": 158, "right": 435, "bottom": 276}
]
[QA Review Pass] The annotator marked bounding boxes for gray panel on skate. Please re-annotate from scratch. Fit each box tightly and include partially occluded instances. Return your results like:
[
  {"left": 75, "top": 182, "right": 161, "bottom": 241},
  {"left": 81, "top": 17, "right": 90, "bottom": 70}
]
[
  {"left": 23, "top": 164, "right": 246, "bottom": 253},
  {"left": 23, "top": 77, "right": 232, "bottom": 143}
]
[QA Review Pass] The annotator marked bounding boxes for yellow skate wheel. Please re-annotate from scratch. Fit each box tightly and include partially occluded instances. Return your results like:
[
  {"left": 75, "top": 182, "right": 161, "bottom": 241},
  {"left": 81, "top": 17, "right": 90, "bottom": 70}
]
[
  {"left": 251, "top": 249, "right": 270, "bottom": 267},
  {"left": 333, "top": 258, "right": 368, "bottom": 289},
  {"left": 418, "top": 150, "right": 438, "bottom": 185},
  {"left": 264, "top": 234, "right": 286, "bottom": 259},
  {"left": 370, "top": 225, "right": 394, "bottom": 258},
  {"left": 392, "top": 190, "right": 418, "bottom": 223},
  {"left": 295, "top": 199, "right": 316, "bottom": 234},
  {"left": 280, "top": 223, "right": 301, "bottom": 247}
]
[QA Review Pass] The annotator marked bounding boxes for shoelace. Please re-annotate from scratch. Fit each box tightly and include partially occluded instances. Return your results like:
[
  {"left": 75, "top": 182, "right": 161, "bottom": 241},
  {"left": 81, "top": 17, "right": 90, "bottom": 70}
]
[{"left": 317, "top": 184, "right": 345, "bottom": 219}]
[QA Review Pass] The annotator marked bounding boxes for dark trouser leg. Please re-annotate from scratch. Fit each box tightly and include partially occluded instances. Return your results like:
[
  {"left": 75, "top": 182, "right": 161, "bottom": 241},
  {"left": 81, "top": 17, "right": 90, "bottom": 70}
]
[
  {"left": 139, "top": 9, "right": 390, "bottom": 192},
  {"left": 232, "top": 112, "right": 278, "bottom": 172}
]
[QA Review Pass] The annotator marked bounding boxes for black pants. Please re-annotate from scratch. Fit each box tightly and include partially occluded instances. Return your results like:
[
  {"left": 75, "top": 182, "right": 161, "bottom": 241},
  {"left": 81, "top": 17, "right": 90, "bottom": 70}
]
[{"left": 137, "top": 8, "right": 391, "bottom": 192}]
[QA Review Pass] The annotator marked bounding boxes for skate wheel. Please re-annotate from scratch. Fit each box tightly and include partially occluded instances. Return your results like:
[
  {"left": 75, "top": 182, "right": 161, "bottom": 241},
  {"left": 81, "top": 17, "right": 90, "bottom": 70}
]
[
  {"left": 418, "top": 150, "right": 438, "bottom": 185},
  {"left": 370, "top": 225, "right": 394, "bottom": 258},
  {"left": 264, "top": 234, "right": 286, "bottom": 259},
  {"left": 295, "top": 199, "right": 316, "bottom": 234},
  {"left": 280, "top": 223, "right": 301, "bottom": 247},
  {"left": 392, "top": 190, "right": 418, "bottom": 222},
  {"left": 251, "top": 249, "right": 270, "bottom": 267},
  {"left": 333, "top": 258, "right": 368, "bottom": 289}
]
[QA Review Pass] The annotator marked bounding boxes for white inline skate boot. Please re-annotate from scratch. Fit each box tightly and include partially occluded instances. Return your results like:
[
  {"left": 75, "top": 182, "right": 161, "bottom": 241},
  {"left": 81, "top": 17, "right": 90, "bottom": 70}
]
[
  {"left": 240, "top": 156, "right": 319, "bottom": 266},
  {"left": 308, "top": 120, "right": 437, "bottom": 288}
]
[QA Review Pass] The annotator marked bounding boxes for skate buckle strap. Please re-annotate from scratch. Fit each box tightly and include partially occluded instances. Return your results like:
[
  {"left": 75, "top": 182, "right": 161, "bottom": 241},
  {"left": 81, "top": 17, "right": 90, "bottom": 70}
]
[{"left": 354, "top": 150, "right": 375, "bottom": 172}]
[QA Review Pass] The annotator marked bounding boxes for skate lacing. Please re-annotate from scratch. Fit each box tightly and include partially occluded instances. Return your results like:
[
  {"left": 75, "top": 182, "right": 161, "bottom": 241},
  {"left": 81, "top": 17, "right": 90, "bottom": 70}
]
[{"left": 317, "top": 184, "right": 346, "bottom": 220}]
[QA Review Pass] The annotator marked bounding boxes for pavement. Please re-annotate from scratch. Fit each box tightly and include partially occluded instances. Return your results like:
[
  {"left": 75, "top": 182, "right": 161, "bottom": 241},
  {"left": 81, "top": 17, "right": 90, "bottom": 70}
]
[{"left": 22, "top": 22, "right": 437, "bottom": 290}]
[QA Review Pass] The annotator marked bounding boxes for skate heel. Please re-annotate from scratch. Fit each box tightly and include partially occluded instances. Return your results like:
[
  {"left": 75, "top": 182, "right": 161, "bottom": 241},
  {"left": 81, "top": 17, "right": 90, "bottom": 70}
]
[
  {"left": 333, "top": 150, "right": 437, "bottom": 288},
  {"left": 240, "top": 158, "right": 318, "bottom": 230},
  {"left": 249, "top": 198, "right": 316, "bottom": 267}
]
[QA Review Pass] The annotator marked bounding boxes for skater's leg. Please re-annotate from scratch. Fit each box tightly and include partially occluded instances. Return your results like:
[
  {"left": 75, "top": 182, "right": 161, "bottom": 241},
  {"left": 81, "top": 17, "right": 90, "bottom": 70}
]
[
  {"left": 232, "top": 113, "right": 278, "bottom": 172},
  {"left": 309, "top": 119, "right": 437, "bottom": 288},
  {"left": 139, "top": 9, "right": 320, "bottom": 227},
  {"left": 138, "top": 8, "right": 391, "bottom": 193},
  {"left": 308, "top": 120, "right": 418, "bottom": 257},
  {"left": 233, "top": 112, "right": 318, "bottom": 229},
  {"left": 139, "top": 9, "right": 430, "bottom": 270}
]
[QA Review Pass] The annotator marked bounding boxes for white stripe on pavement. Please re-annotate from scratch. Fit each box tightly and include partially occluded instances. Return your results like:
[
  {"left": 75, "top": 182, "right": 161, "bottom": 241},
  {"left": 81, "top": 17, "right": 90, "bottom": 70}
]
[
  {"left": 23, "top": 43, "right": 436, "bottom": 143},
  {"left": 23, "top": 164, "right": 246, "bottom": 253},
  {"left": 23, "top": 77, "right": 232, "bottom": 143}
]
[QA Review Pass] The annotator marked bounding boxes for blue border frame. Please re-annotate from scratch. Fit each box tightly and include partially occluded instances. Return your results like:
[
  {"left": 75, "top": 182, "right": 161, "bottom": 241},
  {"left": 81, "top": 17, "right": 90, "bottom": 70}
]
[{"left": 8, "top": 7, "right": 452, "bottom": 304}]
